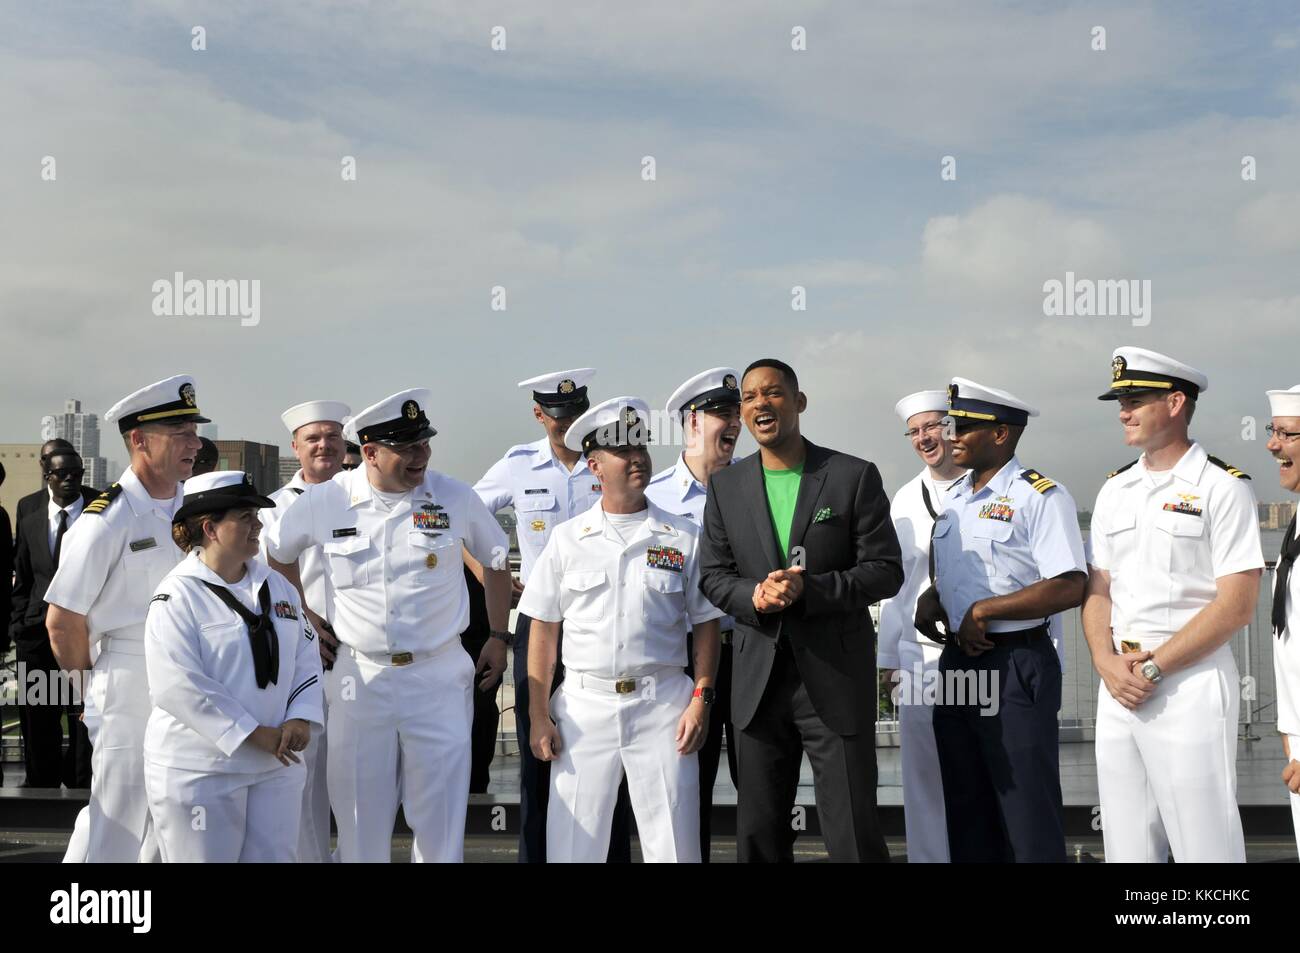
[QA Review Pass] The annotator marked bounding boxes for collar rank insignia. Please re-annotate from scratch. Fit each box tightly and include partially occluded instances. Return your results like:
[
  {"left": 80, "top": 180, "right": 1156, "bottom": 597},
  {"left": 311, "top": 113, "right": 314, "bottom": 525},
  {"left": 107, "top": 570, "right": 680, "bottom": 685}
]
[
  {"left": 977, "top": 501, "right": 1014, "bottom": 523},
  {"left": 646, "top": 546, "right": 685, "bottom": 572},
  {"left": 413, "top": 510, "right": 450, "bottom": 530},
  {"left": 273, "top": 600, "right": 298, "bottom": 620},
  {"left": 1162, "top": 501, "right": 1204, "bottom": 517}
]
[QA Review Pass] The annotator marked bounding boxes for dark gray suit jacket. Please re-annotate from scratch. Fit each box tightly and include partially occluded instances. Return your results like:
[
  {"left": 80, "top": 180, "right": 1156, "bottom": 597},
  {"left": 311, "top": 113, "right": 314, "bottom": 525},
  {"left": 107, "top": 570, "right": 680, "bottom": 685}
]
[
  {"left": 10, "top": 487, "right": 100, "bottom": 650},
  {"left": 700, "top": 439, "right": 903, "bottom": 736}
]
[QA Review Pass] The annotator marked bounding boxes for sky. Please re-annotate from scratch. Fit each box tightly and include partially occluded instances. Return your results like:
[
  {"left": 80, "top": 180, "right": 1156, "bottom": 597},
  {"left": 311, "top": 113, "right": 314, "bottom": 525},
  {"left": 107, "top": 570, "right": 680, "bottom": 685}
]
[{"left": 4, "top": 0, "right": 1300, "bottom": 505}]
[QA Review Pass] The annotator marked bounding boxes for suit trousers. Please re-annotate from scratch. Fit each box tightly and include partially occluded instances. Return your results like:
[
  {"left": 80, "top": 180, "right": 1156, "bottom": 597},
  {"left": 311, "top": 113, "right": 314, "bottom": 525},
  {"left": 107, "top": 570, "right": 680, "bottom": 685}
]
[
  {"left": 735, "top": 644, "right": 888, "bottom": 863},
  {"left": 16, "top": 639, "right": 91, "bottom": 788},
  {"left": 689, "top": 636, "right": 736, "bottom": 862},
  {"left": 933, "top": 637, "right": 1065, "bottom": 863}
]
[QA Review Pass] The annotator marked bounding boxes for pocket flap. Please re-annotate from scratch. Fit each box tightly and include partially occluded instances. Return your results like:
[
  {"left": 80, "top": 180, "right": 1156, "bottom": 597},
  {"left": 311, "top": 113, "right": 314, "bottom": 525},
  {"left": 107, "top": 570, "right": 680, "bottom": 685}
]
[
  {"left": 1155, "top": 513, "right": 1205, "bottom": 537},
  {"left": 515, "top": 494, "right": 557, "bottom": 513},
  {"left": 562, "top": 570, "right": 607, "bottom": 592}
]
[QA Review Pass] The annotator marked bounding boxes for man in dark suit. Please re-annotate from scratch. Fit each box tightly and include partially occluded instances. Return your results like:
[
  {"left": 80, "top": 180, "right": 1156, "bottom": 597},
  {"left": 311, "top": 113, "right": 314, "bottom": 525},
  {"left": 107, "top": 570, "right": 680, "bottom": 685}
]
[
  {"left": 10, "top": 449, "right": 98, "bottom": 788},
  {"left": 700, "top": 359, "right": 903, "bottom": 862},
  {"left": 15, "top": 439, "right": 76, "bottom": 524},
  {"left": 0, "top": 461, "right": 10, "bottom": 787}
]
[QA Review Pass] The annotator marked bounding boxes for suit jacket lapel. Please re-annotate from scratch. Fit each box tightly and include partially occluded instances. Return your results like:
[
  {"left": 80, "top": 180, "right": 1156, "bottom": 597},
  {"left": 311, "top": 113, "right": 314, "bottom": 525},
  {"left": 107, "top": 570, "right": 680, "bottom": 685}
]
[
  {"left": 742, "top": 453, "right": 783, "bottom": 572},
  {"left": 787, "top": 440, "right": 828, "bottom": 557}
]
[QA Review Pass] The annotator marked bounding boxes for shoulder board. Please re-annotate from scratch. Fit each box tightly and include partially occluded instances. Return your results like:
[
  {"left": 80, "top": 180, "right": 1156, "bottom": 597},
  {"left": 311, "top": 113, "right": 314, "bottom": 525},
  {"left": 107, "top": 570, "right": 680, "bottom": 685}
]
[
  {"left": 1019, "top": 469, "right": 1057, "bottom": 494},
  {"left": 1207, "top": 454, "right": 1251, "bottom": 480},
  {"left": 83, "top": 483, "right": 123, "bottom": 515},
  {"left": 1107, "top": 459, "right": 1138, "bottom": 479}
]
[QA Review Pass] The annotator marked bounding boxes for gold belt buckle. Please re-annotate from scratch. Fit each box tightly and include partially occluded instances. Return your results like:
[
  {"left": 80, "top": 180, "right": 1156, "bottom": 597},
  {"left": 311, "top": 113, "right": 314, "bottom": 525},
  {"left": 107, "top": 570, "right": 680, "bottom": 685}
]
[
  {"left": 614, "top": 678, "right": 637, "bottom": 694},
  {"left": 1120, "top": 639, "right": 1142, "bottom": 654},
  {"left": 391, "top": 651, "right": 415, "bottom": 666}
]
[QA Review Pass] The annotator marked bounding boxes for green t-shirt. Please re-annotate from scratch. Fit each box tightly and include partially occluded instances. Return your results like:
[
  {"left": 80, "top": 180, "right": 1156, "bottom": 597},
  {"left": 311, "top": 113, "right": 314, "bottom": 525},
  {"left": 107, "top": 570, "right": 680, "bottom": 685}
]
[{"left": 763, "top": 463, "right": 804, "bottom": 562}]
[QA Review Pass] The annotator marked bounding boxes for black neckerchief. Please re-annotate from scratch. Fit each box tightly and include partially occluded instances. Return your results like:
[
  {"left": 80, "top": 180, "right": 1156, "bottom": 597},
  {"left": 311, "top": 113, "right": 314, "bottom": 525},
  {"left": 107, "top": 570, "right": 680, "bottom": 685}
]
[
  {"left": 201, "top": 578, "right": 280, "bottom": 688},
  {"left": 1275, "top": 515, "right": 1300, "bottom": 637}
]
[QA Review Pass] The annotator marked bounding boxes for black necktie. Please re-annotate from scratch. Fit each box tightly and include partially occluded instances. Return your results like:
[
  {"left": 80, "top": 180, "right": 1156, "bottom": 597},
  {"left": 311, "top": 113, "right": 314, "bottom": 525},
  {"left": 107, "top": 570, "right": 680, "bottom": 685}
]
[
  {"left": 53, "top": 509, "right": 68, "bottom": 568},
  {"left": 1275, "top": 515, "right": 1300, "bottom": 637},
  {"left": 201, "top": 580, "right": 280, "bottom": 688}
]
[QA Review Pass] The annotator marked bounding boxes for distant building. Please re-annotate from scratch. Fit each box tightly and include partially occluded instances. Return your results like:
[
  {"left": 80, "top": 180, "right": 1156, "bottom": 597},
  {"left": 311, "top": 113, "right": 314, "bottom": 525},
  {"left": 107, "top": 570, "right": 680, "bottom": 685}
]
[
  {"left": 41, "top": 399, "right": 111, "bottom": 490},
  {"left": 0, "top": 443, "right": 46, "bottom": 518},
  {"left": 1260, "top": 501, "right": 1298, "bottom": 531},
  {"left": 213, "top": 440, "right": 280, "bottom": 495},
  {"left": 278, "top": 456, "right": 299, "bottom": 485}
]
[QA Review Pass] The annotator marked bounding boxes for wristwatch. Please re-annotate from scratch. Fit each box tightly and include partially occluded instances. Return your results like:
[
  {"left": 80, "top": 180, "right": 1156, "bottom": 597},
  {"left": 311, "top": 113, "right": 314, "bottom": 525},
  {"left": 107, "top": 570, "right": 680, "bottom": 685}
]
[
  {"left": 489, "top": 628, "right": 515, "bottom": 647},
  {"left": 693, "top": 687, "right": 716, "bottom": 706},
  {"left": 1140, "top": 659, "right": 1163, "bottom": 683}
]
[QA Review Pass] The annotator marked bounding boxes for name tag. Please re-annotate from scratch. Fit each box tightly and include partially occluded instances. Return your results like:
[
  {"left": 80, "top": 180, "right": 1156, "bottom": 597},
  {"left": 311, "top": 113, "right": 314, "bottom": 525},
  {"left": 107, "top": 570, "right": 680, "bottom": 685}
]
[
  {"left": 647, "top": 546, "right": 685, "bottom": 572},
  {"left": 524, "top": 488, "right": 550, "bottom": 495},
  {"left": 332, "top": 527, "right": 358, "bottom": 538},
  {"left": 129, "top": 537, "right": 158, "bottom": 552}
]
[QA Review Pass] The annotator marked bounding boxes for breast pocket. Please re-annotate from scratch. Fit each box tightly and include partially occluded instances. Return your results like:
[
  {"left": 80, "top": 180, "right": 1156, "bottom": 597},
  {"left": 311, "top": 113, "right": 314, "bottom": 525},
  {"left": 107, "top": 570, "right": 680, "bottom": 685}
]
[
  {"left": 126, "top": 542, "right": 178, "bottom": 612},
  {"left": 641, "top": 570, "right": 685, "bottom": 627},
  {"left": 1154, "top": 512, "right": 1205, "bottom": 574},
  {"left": 322, "top": 535, "right": 371, "bottom": 589},
  {"left": 408, "top": 531, "right": 461, "bottom": 579},
  {"left": 515, "top": 493, "right": 558, "bottom": 538},
  {"left": 561, "top": 570, "right": 608, "bottom": 623},
  {"left": 968, "top": 518, "right": 1013, "bottom": 576},
  {"left": 198, "top": 620, "right": 250, "bottom": 676}
]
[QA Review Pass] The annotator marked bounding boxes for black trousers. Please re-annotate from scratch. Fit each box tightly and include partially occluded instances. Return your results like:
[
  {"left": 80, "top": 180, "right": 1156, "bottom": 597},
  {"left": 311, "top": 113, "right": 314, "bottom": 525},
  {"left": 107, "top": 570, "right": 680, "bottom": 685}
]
[
  {"left": 461, "top": 631, "right": 501, "bottom": 794},
  {"left": 688, "top": 636, "right": 737, "bottom": 863},
  {"left": 735, "top": 645, "right": 888, "bottom": 863},
  {"left": 932, "top": 636, "right": 1065, "bottom": 863},
  {"left": 513, "top": 611, "right": 631, "bottom": 863},
  {"left": 16, "top": 639, "right": 92, "bottom": 788}
]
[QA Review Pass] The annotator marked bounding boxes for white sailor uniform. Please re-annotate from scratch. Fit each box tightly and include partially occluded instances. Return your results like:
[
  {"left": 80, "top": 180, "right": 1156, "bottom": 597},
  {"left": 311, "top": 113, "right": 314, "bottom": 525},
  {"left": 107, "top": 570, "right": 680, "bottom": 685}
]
[{"left": 143, "top": 553, "right": 324, "bottom": 862}]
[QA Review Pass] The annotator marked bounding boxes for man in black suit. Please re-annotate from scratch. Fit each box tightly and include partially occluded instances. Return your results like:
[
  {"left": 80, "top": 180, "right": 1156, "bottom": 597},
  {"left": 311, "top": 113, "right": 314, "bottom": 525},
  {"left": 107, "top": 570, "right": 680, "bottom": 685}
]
[
  {"left": 10, "top": 449, "right": 98, "bottom": 788},
  {"left": 700, "top": 359, "right": 903, "bottom": 862},
  {"left": 15, "top": 439, "right": 76, "bottom": 524},
  {"left": 0, "top": 461, "right": 10, "bottom": 786}
]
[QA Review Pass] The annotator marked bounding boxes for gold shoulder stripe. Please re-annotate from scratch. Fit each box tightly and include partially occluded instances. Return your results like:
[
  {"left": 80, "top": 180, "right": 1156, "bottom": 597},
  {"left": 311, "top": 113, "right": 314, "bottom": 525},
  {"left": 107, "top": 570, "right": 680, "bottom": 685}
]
[
  {"left": 1108, "top": 459, "right": 1138, "bottom": 479},
  {"left": 84, "top": 483, "right": 123, "bottom": 515},
  {"left": 1020, "top": 469, "right": 1057, "bottom": 494},
  {"left": 1206, "top": 454, "right": 1251, "bottom": 480}
]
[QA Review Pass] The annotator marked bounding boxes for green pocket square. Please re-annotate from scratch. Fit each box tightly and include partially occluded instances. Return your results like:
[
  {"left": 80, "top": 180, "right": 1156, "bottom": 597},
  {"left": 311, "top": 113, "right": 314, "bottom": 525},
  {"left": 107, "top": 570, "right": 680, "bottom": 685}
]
[{"left": 813, "top": 506, "right": 833, "bottom": 523}]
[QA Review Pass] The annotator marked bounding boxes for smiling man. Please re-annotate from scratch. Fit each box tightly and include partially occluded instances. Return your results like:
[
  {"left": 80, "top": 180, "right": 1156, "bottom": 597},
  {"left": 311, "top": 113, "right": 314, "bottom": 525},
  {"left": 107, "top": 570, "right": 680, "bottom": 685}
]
[
  {"left": 1083, "top": 347, "right": 1263, "bottom": 863},
  {"left": 919, "top": 378, "right": 1086, "bottom": 863},
  {"left": 1267, "top": 385, "right": 1300, "bottom": 856},
  {"left": 521, "top": 396, "right": 723, "bottom": 862},
  {"left": 645, "top": 367, "right": 742, "bottom": 860},
  {"left": 699, "top": 358, "right": 903, "bottom": 862},
  {"left": 876, "top": 389, "right": 967, "bottom": 863},
  {"left": 268, "top": 388, "right": 512, "bottom": 862},
  {"left": 45, "top": 375, "right": 208, "bottom": 862},
  {"left": 258, "top": 399, "right": 351, "bottom": 863}
]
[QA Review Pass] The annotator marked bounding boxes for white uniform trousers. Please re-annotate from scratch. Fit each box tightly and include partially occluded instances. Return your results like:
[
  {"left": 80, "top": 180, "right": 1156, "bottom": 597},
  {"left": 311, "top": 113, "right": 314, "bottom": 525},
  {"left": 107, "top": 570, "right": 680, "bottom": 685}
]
[
  {"left": 73, "top": 641, "right": 161, "bottom": 863},
  {"left": 145, "top": 759, "right": 305, "bottom": 862},
  {"left": 1096, "top": 638, "right": 1244, "bottom": 863},
  {"left": 548, "top": 669, "right": 700, "bottom": 863},
  {"left": 897, "top": 638, "right": 949, "bottom": 863},
  {"left": 325, "top": 643, "right": 473, "bottom": 863},
  {"left": 297, "top": 694, "right": 333, "bottom": 863},
  {"left": 1287, "top": 734, "right": 1300, "bottom": 859}
]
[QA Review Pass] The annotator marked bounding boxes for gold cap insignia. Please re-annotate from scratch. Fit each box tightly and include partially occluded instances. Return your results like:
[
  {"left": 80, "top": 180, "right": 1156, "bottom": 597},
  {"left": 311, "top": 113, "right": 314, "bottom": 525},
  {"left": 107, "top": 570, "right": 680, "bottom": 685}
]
[
  {"left": 558, "top": 379, "right": 576, "bottom": 394},
  {"left": 403, "top": 400, "right": 419, "bottom": 420},
  {"left": 723, "top": 373, "right": 737, "bottom": 390},
  {"left": 1111, "top": 355, "right": 1127, "bottom": 382},
  {"left": 180, "top": 383, "right": 196, "bottom": 407}
]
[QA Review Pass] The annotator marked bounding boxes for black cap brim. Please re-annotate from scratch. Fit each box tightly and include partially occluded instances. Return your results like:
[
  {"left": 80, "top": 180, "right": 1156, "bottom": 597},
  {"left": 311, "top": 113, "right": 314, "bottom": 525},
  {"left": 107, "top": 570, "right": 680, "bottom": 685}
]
[
  {"left": 174, "top": 493, "right": 276, "bottom": 525},
  {"left": 374, "top": 424, "right": 437, "bottom": 446}
]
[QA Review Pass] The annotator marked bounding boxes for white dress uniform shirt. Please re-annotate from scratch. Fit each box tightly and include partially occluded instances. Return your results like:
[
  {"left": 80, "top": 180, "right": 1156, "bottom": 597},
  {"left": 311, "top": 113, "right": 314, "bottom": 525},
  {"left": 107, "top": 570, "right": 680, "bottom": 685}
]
[
  {"left": 876, "top": 468, "right": 965, "bottom": 669},
  {"left": 1275, "top": 520, "right": 1300, "bottom": 736},
  {"left": 932, "top": 455, "right": 1086, "bottom": 660},
  {"left": 518, "top": 499, "right": 723, "bottom": 677},
  {"left": 1088, "top": 441, "right": 1265, "bottom": 636},
  {"left": 266, "top": 465, "right": 508, "bottom": 657},
  {"left": 45, "top": 466, "right": 185, "bottom": 647},
  {"left": 48, "top": 491, "right": 86, "bottom": 555},
  {"left": 260, "top": 469, "right": 334, "bottom": 622},
  {"left": 473, "top": 437, "right": 603, "bottom": 584},
  {"left": 144, "top": 552, "right": 325, "bottom": 773},
  {"left": 644, "top": 452, "right": 734, "bottom": 632}
]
